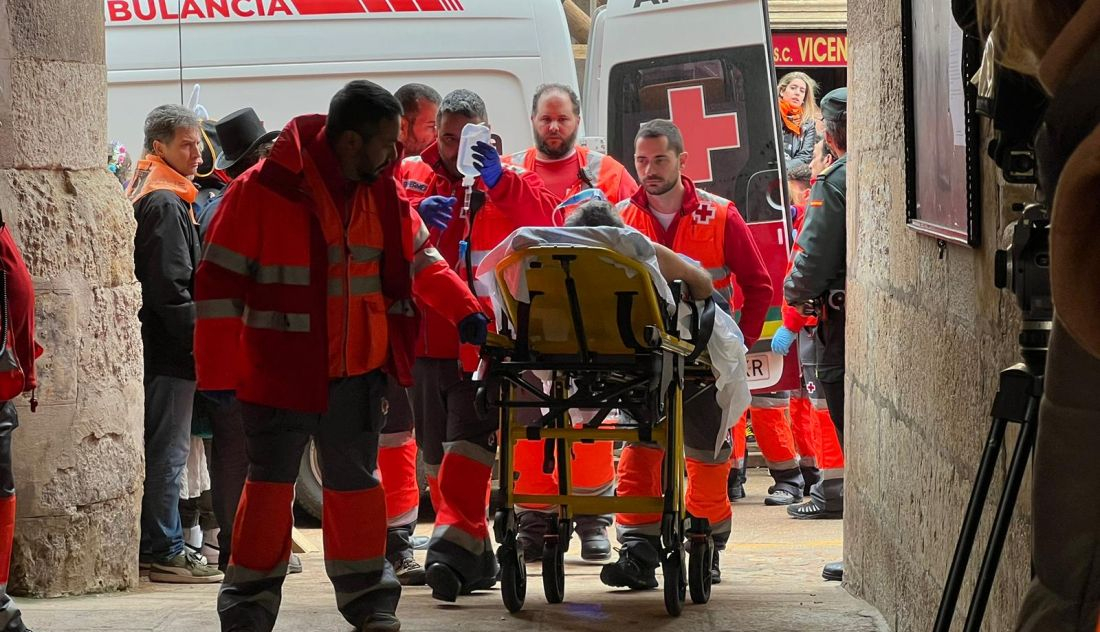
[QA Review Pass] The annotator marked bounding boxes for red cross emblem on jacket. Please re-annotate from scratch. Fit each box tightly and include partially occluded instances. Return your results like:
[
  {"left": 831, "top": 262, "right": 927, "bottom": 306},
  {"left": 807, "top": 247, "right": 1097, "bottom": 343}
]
[{"left": 695, "top": 202, "right": 717, "bottom": 225}]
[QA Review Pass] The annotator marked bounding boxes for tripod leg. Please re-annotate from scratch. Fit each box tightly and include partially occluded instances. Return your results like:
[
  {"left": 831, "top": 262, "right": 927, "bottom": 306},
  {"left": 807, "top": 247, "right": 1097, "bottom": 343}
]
[
  {"left": 962, "top": 416, "right": 1037, "bottom": 632},
  {"left": 934, "top": 417, "right": 1010, "bottom": 632}
]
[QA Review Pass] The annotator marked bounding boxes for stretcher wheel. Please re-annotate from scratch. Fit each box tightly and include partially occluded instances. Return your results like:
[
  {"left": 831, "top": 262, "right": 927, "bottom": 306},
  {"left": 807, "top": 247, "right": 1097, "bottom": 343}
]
[
  {"left": 688, "top": 537, "right": 713, "bottom": 604},
  {"left": 662, "top": 546, "right": 686, "bottom": 616},
  {"left": 499, "top": 544, "right": 526, "bottom": 613},
  {"left": 542, "top": 538, "right": 566, "bottom": 604}
]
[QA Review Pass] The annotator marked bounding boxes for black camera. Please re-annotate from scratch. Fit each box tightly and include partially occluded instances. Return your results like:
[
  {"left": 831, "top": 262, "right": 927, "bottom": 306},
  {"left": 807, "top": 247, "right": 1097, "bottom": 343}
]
[{"left": 971, "top": 35, "right": 1053, "bottom": 368}]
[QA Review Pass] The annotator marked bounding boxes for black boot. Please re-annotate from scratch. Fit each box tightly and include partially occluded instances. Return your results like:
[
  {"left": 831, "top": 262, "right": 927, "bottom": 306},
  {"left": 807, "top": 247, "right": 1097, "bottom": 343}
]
[
  {"left": 822, "top": 561, "right": 843, "bottom": 581},
  {"left": 727, "top": 468, "right": 745, "bottom": 501},
  {"left": 599, "top": 538, "right": 660, "bottom": 590},
  {"left": 575, "top": 515, "right": 612, "bottom": 561},
  {"left": 710, "top": 547, "right": 721, "bottom": 584}
]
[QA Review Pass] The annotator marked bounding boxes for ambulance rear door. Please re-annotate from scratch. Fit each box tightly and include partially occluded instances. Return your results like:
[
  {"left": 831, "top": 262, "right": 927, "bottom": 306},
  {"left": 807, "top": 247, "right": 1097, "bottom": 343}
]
[{"left": 584, "top": 0, "right": 796, "bottom": 394}]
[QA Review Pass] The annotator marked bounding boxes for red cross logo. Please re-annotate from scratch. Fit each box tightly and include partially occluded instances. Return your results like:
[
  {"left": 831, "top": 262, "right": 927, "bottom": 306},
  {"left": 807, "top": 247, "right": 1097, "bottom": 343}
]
[
  {"left": 667, "top": 86, "right": 741, "bottom": 184},
  {"left": 694, "top": 202, "right": 716, "bottom": 225}
]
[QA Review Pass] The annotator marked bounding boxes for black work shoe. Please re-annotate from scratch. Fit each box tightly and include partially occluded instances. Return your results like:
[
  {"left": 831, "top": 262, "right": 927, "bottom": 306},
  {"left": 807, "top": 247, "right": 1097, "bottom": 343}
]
[
  {"left": 425, "top": 562, "right": 463, "bottom": 602},
  {"left": 393, "top": 556, "right": 426, "bottom": 586},
  {"left": 579, "top": 526, "right": 612, "bottom": 561},
  {"left": 599, "top": 540, "right": 659, "bottom": 590},
  {"left": 786, "top": 497, "right": 843, "bottom": 520},
  {"left": 361, "top": 612, "right": 401, "bottom": 631},
  {"left": 728, "top": 482, "right": 746, "bottom": 502},
  {"left": 822, "top": 561, "right": 844, "bottom": 581},
  {"left": 764, "top": 488, "right": 802, "bottom": 506},
  {"left": 710, "top": 548, "right": 722, "bottom": 585},
  {"left": 461, "top": 554, "right": 499, "bottom": 594}
]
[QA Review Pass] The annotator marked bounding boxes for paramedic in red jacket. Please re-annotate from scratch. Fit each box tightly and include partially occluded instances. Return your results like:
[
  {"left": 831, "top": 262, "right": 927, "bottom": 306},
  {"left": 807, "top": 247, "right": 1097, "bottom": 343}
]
[
  {"left": 607, "top": 118, "right": 772, "bottom": 590},
  {"left": 195, "top": 80, "right": 486, "bottom": 632},
  {"left": 398, "top": 89, "right": 558, "bottom": 603}
]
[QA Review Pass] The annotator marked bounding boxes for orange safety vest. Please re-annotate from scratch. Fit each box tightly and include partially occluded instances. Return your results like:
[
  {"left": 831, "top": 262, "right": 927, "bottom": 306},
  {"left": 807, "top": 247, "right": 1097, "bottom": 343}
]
[
  {"left": 300, "top": 157, "right": 388, "bottom": 378},
  {"left": 616, "top": 185, "right": 734, "bottom": 303},
  {"left": 503, "top": 146, "right": 636, "bottom": 206}
]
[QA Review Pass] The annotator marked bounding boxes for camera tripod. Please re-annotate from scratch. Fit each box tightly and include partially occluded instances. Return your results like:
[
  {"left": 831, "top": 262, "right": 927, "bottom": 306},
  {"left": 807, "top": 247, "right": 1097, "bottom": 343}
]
[
  {"left": 933, "top": 331, "right": 1045, "bottom": 632},
  {"left": 934, "top": 204, "right": 1051, "bottom": 631}
]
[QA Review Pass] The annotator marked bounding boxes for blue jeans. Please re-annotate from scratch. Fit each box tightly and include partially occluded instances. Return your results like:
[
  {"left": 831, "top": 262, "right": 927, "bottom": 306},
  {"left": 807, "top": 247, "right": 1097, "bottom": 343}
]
[{"left": 140, "top": 375, "right": 194, "bottom": 562}]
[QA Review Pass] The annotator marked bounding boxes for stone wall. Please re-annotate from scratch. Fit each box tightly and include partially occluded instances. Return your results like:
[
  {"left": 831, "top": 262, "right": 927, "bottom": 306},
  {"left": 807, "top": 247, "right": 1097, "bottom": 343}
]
[
  {"left": 844, "top": 1, "right": 1033, "bottom": 630},
  {"left": 0, "top": 0, "right": 143, "bottom": 596}
]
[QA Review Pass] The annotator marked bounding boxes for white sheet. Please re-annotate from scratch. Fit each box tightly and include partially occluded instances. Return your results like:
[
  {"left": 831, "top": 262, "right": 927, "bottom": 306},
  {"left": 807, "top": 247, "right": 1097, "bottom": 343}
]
[{"left": 476, "top": 226, "right": 752, "bottom": 457}]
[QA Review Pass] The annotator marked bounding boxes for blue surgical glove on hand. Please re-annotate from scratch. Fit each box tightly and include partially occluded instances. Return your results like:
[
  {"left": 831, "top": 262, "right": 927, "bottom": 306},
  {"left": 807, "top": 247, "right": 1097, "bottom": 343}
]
[
  {"left": 770, "top": 326, "right": 797, "bottom": 356},
  {"left": 472, "top": 141, "right": 503, "bottom": 189},
  {"left": 458, "top": 312, "right": 490, "bottom": 346},
  {"left": 418, "top": 195, "right": 456, "bottom": 230}
]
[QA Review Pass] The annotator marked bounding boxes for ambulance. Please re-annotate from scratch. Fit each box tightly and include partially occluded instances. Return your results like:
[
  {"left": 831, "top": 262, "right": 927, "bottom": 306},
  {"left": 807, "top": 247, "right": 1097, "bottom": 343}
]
[{"left": 106, "top": 0, "right": 797, "bottom": 508}]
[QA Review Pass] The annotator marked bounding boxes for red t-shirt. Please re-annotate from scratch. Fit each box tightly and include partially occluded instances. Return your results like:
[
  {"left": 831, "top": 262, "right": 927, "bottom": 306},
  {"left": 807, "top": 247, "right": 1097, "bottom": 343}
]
[{"left": 533, "top": 152, "right": 582, "bottom": 200}]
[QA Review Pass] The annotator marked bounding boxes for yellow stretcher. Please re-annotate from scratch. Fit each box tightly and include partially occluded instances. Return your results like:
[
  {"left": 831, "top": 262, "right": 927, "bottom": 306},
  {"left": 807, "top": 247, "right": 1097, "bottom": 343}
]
[{"left": 478, "top": 244, "right": 717, "bottom": 616}]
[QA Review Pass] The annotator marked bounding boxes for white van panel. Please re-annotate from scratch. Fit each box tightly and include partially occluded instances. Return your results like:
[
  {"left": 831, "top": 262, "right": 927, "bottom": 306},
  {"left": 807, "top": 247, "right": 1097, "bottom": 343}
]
[
  {"left": 585, "top": 0, "right": 774, "bottom": 137},
  {"left": 106, "top": 0, "right": 578, "bottom": 157}
]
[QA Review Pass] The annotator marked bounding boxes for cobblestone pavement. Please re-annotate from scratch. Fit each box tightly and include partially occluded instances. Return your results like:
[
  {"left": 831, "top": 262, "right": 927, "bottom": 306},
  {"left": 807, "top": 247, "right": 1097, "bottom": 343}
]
[{"left": 17, "top": 470, "right": 888, "bottom": 631}]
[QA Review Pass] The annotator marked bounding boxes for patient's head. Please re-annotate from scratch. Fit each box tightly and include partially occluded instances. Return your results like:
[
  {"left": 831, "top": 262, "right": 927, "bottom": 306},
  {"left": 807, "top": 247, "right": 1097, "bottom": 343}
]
[{"left": 564, "top": 200, "right": 626, "bottom": 229}]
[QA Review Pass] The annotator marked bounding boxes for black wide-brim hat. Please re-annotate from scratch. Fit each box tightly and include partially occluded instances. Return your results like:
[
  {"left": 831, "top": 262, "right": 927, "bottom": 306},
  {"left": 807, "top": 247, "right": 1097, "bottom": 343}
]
[{"left": 214, "top": 107, "right": 280, "bottom": 171}]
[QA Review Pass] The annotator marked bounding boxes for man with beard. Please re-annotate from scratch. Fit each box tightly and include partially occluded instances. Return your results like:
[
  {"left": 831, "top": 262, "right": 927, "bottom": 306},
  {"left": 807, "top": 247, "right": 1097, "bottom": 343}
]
[
  {"left": 395, "top": 83, "right": 441, "bottom": 157},
  {"left": 195, "top": 80, "right": 486, "bottom": 632},
  {"left": 500, "top": 83, "right": 638, "bottom": 563},
  {"left": 604, "top": 118, "right": 772, "bottom": 590}
]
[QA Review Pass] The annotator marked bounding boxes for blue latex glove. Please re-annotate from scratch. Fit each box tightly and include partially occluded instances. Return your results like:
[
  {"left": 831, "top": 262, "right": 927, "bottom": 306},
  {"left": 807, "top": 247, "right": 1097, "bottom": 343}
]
[
  {"left": 418, "top": 195, "right": 456, "bottom": 230},
  {"left": 458, "top": 312, "right": 490, "bottom": 345},
  {"left": 201, "top": 390, "right": 236, "bottom": 406},
  {"left": 472, "top": 141, "right": 503, "bottom": 189},
  {"left": 770, "top": 326, "right": 797, "bottom": 356}
]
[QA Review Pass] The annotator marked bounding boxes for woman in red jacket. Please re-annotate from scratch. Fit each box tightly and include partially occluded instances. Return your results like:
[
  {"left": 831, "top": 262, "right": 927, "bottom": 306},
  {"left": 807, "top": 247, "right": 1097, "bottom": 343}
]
[{"left": 0, "top": 214, "right": 42, "bottom": 632}]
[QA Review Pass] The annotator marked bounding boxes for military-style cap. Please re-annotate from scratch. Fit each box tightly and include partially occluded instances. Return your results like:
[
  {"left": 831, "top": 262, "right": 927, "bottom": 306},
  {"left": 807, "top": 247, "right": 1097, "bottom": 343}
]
[{"left": 820, "top": 87, "right": 847, "bottom": 122}]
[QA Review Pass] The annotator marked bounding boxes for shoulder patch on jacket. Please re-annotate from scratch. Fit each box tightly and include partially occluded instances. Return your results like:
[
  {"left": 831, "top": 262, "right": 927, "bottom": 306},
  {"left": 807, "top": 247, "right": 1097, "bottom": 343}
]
[{"left": 404, "top": 179, "right": 430, "bottom": 194}]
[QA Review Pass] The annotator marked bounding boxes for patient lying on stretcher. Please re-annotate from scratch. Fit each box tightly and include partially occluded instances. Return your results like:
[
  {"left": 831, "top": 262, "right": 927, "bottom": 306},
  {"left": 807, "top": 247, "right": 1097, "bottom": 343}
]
[
  {"left": 477, "top": 197, "right": 752, "bottom": 590},
  {"left": 476, "top": 197, "right": 752, "bottom": 458}
]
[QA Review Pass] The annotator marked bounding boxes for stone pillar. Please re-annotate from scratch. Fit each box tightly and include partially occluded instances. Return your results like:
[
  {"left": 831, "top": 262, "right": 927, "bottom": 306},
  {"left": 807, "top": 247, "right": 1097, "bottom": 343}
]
[
  {"left": 0, "top": 1, "right": 143, "bottom": 596},
  {"left": 843, "top": 2, "right": 1032, "bottom": 630}
]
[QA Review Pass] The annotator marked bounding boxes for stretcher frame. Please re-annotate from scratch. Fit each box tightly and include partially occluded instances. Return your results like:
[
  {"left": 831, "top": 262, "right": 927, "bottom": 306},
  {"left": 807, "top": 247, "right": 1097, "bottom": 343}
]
[{"left": 478, "top": 245, "right": 716, "bottom": 616}]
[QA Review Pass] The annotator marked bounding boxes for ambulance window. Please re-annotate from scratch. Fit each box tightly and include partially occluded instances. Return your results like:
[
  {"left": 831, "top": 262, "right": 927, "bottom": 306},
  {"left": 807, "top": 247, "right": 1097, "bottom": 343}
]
[{"left": 609, "top": 47, "right": 784, "bottom": 224}]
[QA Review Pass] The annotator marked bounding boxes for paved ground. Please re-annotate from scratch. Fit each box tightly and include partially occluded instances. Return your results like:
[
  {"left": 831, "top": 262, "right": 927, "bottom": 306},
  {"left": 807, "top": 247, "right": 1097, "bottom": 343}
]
[{"left": 17, "top": 470, "right": 888, "bottom": 631}]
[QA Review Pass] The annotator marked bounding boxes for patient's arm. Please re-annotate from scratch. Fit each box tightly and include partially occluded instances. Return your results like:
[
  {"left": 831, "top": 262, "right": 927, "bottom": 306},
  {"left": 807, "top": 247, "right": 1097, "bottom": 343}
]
[{"left": 653, "top": 243, "right": 714, "bottom": 300}]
